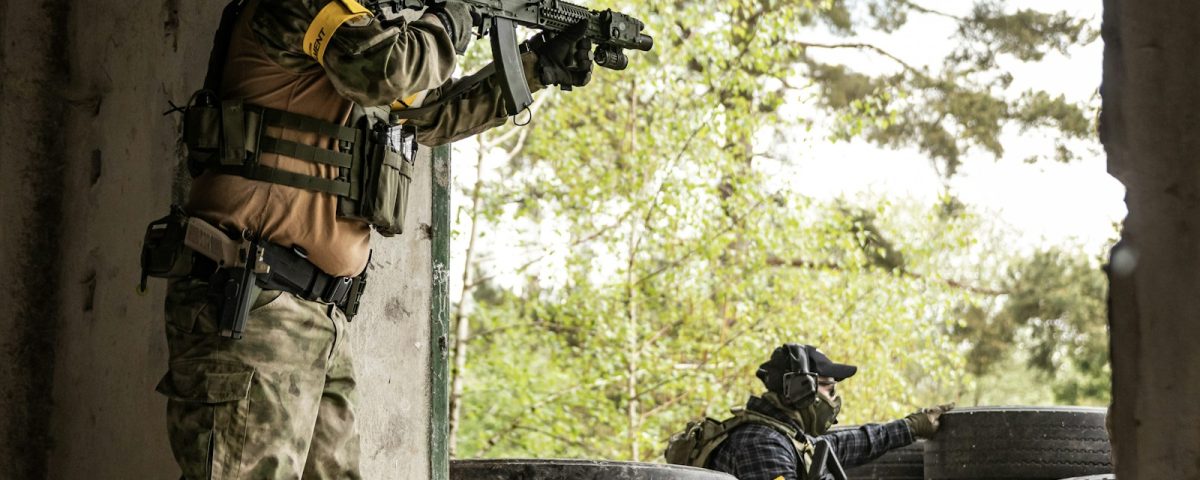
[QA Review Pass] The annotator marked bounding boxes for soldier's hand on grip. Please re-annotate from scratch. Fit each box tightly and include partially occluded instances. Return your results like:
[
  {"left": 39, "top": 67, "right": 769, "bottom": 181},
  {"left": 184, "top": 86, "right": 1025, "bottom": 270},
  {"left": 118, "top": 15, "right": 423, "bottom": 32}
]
[{"left": 527, "top": 20, "right": 593, "bottom": 89}]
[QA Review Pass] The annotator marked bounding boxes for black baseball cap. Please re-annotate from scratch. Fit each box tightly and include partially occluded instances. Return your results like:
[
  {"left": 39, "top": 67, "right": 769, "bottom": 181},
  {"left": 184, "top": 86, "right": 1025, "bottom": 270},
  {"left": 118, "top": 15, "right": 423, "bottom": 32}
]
[
  {"left": 756, "top": 344, "right": 858, "bottom": 393},
  {"left": 803, "top": 345, "right": 857, "bottom": 381}
]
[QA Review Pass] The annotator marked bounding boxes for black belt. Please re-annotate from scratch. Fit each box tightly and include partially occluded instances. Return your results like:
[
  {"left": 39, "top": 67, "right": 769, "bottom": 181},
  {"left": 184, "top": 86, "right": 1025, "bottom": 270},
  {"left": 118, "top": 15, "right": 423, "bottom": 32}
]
[{"left": 192, "top": 241, "right": 368, "bottom": 319}]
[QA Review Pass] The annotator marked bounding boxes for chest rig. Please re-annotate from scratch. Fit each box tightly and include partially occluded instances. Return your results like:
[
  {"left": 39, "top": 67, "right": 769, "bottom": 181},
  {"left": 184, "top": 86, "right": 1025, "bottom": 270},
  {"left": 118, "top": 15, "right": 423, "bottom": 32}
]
[
  {"left": 664, "top": 408, "right": 816, "bottom": 474},
  {"left": 183, "top": 0, "right": 416, "bottom": 237},
  {"left": 664, "top": 405, "right": 848, "bottom": 480}
]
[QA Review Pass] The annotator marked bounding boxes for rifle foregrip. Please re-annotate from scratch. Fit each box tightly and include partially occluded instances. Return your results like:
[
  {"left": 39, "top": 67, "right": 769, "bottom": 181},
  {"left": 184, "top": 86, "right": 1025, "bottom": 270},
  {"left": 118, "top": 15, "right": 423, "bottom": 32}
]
[
  {"left": 540, "top": 3, "right": 654, "bottom": 51},
  {"left": 538, "top": 2, "right": 592, "bottom": 32},
  {"left": 593, "top": 47, "right": 628, "bottom": 70}
]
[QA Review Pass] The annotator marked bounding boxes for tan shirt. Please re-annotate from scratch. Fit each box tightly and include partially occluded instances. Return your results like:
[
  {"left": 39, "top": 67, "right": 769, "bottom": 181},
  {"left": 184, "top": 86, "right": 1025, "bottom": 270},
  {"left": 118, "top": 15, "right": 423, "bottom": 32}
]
[{"left": 187, "top": 0, "right": 543, "bottom": 276}]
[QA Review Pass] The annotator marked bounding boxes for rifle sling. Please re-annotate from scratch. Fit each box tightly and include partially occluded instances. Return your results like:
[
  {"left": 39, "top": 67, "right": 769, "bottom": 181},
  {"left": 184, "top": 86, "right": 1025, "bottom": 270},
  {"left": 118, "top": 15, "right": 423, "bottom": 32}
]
[{"left": 389, "top": 64, "right": 498, "bottom": 120}]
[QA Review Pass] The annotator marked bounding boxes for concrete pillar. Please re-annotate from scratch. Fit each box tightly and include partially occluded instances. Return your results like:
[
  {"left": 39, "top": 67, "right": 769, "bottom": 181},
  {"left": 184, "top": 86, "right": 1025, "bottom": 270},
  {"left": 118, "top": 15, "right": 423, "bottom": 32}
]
[
  {"left": 0, "top": 0, "right": 72, "bottom": 478},
  {"left": 1102, "top": 0, "right": 1200, "bottom": 478},
  {"left": 0, "top": 1, "right": 444, "bottom": 478}
]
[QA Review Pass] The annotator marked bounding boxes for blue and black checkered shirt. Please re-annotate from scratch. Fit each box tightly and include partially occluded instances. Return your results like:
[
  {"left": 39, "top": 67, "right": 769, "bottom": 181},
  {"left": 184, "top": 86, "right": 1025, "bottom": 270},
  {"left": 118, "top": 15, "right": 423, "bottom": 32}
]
[{"left": 706, "top": 396, "right": 914, "bottom": 480}]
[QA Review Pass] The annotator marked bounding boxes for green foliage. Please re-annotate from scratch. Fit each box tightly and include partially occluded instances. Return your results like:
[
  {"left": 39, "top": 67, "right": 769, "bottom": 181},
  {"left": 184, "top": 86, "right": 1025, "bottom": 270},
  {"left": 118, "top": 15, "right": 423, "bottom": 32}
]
[
  {"left": 457, "top": 197, "right": 976, "bottom": 460},
  {"left": 449, "top": 0, "right": 1109, "bottom": 462},
  {"left": 950, "top": 247, "right": 1111, "bottom": 406},
  {"left": 801, "top": 1, "right": 1096, "bottom": 175},
  {"left": 959, "top": 3, "right": 1094, "bottom": 62}
]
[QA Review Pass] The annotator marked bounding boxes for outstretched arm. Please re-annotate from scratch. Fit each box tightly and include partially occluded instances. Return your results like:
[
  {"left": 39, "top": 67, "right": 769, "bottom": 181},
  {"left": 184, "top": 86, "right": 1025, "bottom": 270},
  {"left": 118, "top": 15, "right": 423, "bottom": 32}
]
[{"left": 818, "top": 420, "right": 914, "bottom": 469}]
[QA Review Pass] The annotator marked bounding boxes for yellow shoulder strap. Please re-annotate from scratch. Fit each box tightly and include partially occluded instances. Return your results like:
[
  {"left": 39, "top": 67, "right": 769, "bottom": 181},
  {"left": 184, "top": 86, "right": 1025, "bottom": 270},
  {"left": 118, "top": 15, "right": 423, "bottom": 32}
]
[
  {"left": 391, "top": 94, "right": 421, "bottom": 111},
  {"left": 303, "top": 0, "right": 372, "bottom": 66},
  {"left": 389, "top": 93, "right": 422, "bottom": 124}
]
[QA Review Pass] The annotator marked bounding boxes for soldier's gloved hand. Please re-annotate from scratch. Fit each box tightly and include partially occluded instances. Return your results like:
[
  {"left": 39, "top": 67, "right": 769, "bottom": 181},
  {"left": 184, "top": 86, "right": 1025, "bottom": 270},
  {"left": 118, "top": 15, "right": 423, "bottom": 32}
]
[
  {"left": 903, "top": 403, "right": 955, "bottom": 439},
  {"left": 527, "top": 20, "right": 593, "bottom": 89},
  {"left": 427, "top": 1, "right": 476, "bottom": 54}
]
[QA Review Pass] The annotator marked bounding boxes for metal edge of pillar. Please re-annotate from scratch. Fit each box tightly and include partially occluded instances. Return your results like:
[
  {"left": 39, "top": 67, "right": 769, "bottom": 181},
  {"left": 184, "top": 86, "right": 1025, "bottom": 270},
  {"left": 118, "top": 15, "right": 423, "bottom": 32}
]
[{"left": 430, "top": 144, "right": 452, "bottom": 480}]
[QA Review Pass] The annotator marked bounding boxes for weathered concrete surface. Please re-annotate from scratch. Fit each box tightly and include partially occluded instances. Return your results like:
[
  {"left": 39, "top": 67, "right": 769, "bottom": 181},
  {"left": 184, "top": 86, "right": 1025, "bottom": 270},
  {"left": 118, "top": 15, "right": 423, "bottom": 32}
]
[
  {"left": 1102, "top": 0, "right": 1200, "bottom": 478},
  {"left": 0, "top": 0, "right": 435, "bottom": 478},
  {"left": 0, "top": 1, "right": 70, "bottom": 478},
  {"left": 352, "top": 158, "right": 436, "bottom": 479}
]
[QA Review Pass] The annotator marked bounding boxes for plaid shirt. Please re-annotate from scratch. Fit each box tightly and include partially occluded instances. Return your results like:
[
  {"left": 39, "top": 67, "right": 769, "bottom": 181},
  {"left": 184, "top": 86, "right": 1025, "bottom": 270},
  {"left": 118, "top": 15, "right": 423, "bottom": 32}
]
[{"left": 706, "top": 397, "right": 914, "bottom": 480}]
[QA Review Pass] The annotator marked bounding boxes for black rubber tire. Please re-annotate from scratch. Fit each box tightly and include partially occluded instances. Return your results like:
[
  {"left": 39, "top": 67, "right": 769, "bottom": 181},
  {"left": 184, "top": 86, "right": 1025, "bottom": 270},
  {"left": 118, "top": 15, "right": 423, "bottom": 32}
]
[
  {"left": 844, "top": 439, "right": 924, "bottom": 480},
  {"left": 450, "top": 459, "right": 737, "bottom": 480},
  {"left": 924, "top": 406, "right": 1112, "bottom": 480}
]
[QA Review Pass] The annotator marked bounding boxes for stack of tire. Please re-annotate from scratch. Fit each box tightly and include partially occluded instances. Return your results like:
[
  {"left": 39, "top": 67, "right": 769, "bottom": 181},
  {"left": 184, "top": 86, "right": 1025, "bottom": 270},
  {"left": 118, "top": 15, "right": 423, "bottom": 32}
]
[
  {"left": 843, "top": 440, "right": 924, "bottom": 479},
  {"left": 844, "top": 406, "right": 1113, "bottom": 480}
]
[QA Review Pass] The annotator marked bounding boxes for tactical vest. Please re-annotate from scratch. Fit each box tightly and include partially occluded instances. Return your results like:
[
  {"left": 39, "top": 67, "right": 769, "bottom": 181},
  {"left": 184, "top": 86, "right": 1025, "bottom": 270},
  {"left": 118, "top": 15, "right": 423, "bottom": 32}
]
[
  {"left": 182, "top": 0, "right": 417, "bottom": 237},
  {"left": 664, "top": 408, "right": 815, "bottom": 475}
]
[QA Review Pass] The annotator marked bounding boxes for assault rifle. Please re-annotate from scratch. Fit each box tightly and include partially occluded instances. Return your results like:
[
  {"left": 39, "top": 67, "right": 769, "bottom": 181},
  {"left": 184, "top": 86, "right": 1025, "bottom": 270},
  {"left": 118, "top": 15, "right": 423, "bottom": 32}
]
[{"left": 369, "top": 0, "right": 654, "bottom": 116}]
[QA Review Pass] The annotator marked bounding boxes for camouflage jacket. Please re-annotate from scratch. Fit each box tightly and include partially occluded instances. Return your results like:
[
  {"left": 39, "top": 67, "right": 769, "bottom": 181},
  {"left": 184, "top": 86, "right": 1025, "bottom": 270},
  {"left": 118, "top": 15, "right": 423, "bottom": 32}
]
[{"left": 247, "top": 0, "right": 544, "bottom": 145}]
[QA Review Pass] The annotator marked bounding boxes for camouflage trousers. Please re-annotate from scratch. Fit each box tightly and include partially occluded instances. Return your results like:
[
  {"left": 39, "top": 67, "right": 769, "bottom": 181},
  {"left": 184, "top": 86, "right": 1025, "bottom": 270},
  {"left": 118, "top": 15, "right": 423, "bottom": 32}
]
[{"left": 156, "top": 277, "right": 362, "bottom": 479}]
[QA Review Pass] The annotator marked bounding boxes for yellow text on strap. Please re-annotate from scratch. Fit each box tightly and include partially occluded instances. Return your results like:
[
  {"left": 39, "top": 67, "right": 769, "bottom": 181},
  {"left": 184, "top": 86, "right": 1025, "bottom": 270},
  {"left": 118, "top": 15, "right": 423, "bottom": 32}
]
[
  {"left": 390, "top": 94, "right": 421, "bottom": 111},
  {"left": 390, "top": 94, "right": 421, "bottom": 124},
  {"left": 303, "top": 0, "right": 372, "bottom": 66}
]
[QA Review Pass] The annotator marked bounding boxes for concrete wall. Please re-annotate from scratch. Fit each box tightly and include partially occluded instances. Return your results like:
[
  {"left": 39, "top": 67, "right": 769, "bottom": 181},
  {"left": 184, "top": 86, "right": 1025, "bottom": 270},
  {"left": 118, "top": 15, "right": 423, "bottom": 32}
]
[
  {"left": 0, "top": 1, "right": 70, "bottom": 478},
  {"left": 1102, "top": 0, "right": 1200, "bottom": 478},
  {"left": 0, "top": 1, "right": 439, "bottom": 478}
]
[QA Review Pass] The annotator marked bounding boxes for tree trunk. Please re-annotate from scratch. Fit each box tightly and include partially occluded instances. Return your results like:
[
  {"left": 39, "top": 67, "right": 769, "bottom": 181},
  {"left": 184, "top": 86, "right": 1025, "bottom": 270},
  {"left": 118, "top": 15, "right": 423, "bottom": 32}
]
[{"left": 448, "top": 136, "right": 489, "bottom": 456}]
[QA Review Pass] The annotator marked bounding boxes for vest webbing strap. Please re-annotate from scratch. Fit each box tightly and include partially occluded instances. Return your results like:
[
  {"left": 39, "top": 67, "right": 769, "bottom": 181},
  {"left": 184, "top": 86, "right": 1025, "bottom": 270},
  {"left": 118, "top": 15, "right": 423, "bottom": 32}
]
[
  {"left": 256, "top": 106, "right": 357, "bottom": 143},
  {"left": 213, "top": 164, "right": 354, "bottom": 198},
  {"left": 259, "top": 136, "right": 353, "bottom": 169},
  {"left": 737, "top": 411, "right": 814, "bottom": 478},
  {"left": 241, "top": 105, "right": 356, "bottom": 168}
]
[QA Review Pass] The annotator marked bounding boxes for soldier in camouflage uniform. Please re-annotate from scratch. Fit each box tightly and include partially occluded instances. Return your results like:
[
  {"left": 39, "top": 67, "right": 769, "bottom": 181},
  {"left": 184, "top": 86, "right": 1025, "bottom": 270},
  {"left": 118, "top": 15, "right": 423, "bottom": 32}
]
[
  {"left": 155, "top": 0, "right": 593, "bottom": 478},
  {"left": 668, "top": 344, "right": 954, "bottom": 480}
]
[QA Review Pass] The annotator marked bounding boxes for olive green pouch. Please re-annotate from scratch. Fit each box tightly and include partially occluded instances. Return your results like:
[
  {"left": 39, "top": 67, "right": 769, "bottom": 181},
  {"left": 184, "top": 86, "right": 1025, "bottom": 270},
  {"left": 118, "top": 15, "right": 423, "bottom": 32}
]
[
  {"left": 181, "top": 90, "right": 222, "bottom": 177},
  {"left": 338, "top": 107, "right": 416, "bottom": 237}
]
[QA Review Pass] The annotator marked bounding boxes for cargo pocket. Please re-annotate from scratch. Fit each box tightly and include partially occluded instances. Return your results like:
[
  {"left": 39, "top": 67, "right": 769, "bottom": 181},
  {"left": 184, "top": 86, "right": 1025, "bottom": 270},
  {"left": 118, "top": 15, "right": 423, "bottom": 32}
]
[{"left": 156, "top": 360, "right": 255, "bottom": 480}]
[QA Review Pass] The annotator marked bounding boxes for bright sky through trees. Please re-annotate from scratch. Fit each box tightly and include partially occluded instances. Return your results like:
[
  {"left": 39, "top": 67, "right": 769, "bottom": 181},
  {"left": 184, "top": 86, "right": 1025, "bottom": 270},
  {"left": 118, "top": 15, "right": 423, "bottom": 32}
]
[
  {"left": 788, "top": 0, "right": 1119, "bottom": 252},
  {"left": 450, "top": 0, "right": 1120, "bottom": 297}
]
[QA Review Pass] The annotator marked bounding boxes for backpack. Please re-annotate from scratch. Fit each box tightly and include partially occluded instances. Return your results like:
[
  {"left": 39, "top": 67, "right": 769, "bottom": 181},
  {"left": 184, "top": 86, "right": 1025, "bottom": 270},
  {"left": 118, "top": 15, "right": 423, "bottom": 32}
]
[{"left": 664, "top": 407, "right": 814, "bottom": 470}]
